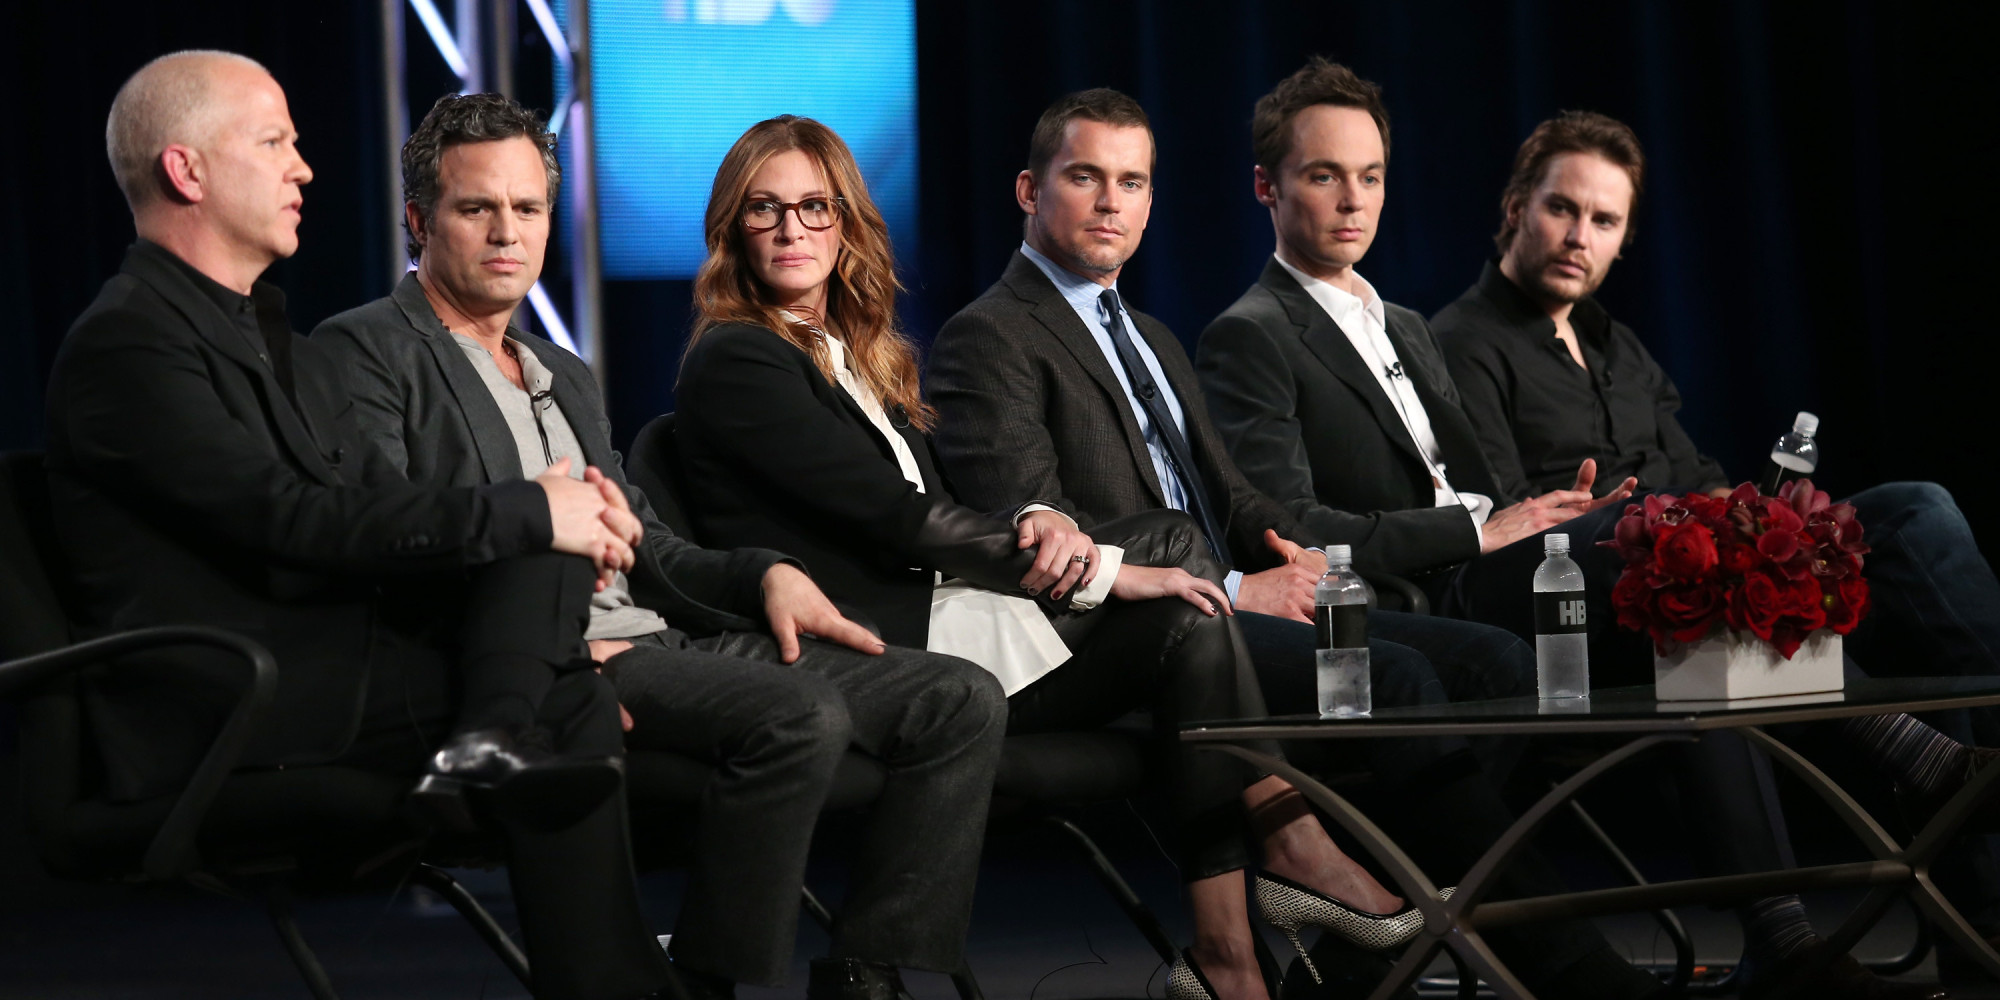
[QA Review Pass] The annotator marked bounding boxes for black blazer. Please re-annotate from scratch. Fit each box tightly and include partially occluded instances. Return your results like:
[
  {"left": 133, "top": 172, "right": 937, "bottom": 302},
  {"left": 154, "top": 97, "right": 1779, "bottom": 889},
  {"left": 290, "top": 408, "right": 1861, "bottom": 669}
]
[
  {"left": 43, "top": 241, "right": 549, "bottom": 801},
  {"left": 1195, "top": 258, "right": 1508, "bottom": 578},
  {"left": 928, "top": 251, "right": 1309, "bottom": 573},
  {"left": 674, "top": 322, "right": 1045, "bottom": 648},
  {"left": 311, "top": 275, "right": 784, "bottom": 632}
]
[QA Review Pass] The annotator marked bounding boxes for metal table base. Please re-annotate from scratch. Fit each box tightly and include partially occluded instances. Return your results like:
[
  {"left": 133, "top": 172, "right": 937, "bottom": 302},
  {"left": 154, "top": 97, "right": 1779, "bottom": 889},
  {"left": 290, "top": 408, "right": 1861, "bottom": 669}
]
[{"left": 1199, "top": 724, "right": 2000, "bottom": 999}]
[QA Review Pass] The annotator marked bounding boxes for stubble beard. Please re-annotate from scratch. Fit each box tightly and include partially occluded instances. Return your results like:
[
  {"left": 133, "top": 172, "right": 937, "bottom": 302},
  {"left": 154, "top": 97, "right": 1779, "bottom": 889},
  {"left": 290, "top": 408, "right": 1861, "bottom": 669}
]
[{"left": 1056, "top": 238, "right": 1130, "bottom": 277}]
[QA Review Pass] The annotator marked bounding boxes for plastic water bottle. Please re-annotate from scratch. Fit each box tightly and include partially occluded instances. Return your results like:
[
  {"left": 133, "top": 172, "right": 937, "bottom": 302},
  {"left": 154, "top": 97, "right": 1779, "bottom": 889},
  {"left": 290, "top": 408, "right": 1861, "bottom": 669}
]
[
  {"left": 1758, "top": 411, "right": 1819, "bottom": 496},
  {"left": 1315, "top": 544, "right": 1371, "bottom": 718},
  {"left": 1533, "top": 533, "right": 1589, "bottom": 700}
]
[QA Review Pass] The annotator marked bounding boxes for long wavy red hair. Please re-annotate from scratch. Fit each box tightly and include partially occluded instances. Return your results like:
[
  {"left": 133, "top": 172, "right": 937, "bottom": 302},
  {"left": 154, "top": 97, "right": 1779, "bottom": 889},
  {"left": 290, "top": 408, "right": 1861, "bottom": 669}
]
[{"left": 687, "top": 115, "right": 933, "bottom": 430}]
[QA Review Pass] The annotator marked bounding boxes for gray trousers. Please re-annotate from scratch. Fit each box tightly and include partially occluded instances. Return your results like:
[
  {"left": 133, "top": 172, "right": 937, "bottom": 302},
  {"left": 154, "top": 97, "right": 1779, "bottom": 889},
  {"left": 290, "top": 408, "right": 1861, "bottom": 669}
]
[{"left": 604, "top": 628, "right": 1006, "bottom": 986}]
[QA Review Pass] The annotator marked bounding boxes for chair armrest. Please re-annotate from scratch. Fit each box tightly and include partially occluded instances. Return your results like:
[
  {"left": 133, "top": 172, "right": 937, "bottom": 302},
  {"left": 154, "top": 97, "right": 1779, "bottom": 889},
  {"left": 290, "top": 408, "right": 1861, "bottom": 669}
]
[
  {"left": 0, "top": 626, "right": 278, "bottom": 880},
  {"left": 1364, "top": 572, "right": 1431, "bottom": 616}
]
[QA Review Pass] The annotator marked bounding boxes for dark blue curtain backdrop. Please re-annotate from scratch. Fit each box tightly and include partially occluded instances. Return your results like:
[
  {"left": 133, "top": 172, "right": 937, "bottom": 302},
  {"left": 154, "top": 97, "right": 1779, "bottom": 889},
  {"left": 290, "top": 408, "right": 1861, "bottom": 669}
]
[{"left": 5, "top": 2, "right": 1995, "bottom": 549}]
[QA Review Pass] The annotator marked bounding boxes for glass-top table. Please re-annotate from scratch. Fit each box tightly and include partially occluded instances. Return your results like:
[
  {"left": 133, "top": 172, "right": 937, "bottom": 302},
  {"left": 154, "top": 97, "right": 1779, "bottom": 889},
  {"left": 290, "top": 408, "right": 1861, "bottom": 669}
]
[
  {"left": 1183, "top": 676, "right": 2000, "bottom": 740},
  {"left": 1180, "top": 677, "right": 2000, "bottom": 999}
]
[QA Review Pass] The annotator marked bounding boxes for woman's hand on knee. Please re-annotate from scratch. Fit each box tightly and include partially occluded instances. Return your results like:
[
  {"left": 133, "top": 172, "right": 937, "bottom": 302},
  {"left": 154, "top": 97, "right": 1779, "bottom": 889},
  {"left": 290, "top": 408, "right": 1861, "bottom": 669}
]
[{"left": 1109, "top": 565, "right": 1233, "bottom": 617}]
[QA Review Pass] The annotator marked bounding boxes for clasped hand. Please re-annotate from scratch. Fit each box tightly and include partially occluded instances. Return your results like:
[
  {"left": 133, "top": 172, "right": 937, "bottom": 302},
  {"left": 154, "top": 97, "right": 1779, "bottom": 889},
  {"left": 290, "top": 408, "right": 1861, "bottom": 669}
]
[
  {"left": 1015, "top": 509, "right": 1099, "bottom": 602},
  {"left": 536, "top": 457, "right": 643, "bottom": 590},
  {"left": 1233, "top": 528, "right": 1327, "bottom": 622},
  {"left": 1478, "top": 458, "right": 1638, "bottom": 554}
]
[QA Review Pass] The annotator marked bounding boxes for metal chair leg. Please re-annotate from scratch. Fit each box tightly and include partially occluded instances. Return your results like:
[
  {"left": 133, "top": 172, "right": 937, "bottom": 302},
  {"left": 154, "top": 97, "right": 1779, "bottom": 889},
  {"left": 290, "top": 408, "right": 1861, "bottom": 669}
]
[
  {"left": 409, "top": 863, "right": 531, "bottom": 988},
  {"left": 262, "top": 881, "right": 341, "bottom": 1000},
  {"left": 950, "top": 961, "right": 986, "bottom": 1000},
  {"left": 1865, "top": 895, "right": 1933, "bottom": 977},
  {"left": 1044, "top": 814, "right": 1180, "bottom": 965},
  {"left": 801, "top": 884, "right": 836, "bottom": 932}
]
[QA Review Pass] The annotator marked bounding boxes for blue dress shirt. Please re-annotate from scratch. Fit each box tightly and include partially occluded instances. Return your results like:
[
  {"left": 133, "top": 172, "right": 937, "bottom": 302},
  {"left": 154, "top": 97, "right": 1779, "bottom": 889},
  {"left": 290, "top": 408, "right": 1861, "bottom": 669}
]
[{"left": 1018, "top": 242, "right": 1245, "bottom": 599}]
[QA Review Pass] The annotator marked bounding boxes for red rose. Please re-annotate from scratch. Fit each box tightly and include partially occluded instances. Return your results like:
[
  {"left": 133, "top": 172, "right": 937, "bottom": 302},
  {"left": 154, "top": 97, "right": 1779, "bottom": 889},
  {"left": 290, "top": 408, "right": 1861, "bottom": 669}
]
[
  {"left": 1719, "top": 540, "right": 1763, "bottom": 575},
  {"left": 1611, "top": 571, "right": 1659, "bottom": 638},
  {"left": 1774, "top": 577, "right": 1828, "bottom": 653},
  {"left": 1653, "top": 521, "right": 1720, "bottom": 580},
  {"left": 1826, "top": 575, "right": 1871, "bottom": 633},
  {"left": 1726, "top": 571, "right": 1783, "bottom": 641},
  {"left": 1657, "top": 583, "right": 1724, "bottom": 643}
]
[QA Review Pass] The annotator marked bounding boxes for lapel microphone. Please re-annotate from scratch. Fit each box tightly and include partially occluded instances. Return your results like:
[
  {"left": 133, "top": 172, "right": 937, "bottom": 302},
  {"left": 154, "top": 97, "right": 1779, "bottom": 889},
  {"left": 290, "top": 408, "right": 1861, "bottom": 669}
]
[
  {"left": 890, "top": 403, "right": 911, "bottom": 429},
  {"left": 1384, "top": 361, "right": 1406, "bottom": 381}
]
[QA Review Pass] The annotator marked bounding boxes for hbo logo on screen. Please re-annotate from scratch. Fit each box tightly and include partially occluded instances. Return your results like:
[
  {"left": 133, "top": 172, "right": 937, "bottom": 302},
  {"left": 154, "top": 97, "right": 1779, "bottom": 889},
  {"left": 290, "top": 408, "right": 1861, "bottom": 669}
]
[{"left": 664, "top": 0, "right": 836, "bottom": 26}]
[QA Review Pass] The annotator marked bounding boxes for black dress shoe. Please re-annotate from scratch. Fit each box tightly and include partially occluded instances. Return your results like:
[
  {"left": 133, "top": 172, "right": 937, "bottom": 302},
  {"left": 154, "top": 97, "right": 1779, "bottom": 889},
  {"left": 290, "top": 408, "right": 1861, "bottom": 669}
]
[
  {"left": 805, "top": 957, "right": 914, "bottom": 1000},
  {"left": 408, "top": 726, "right": 622, "bottom": 833},
  {"left": 1742, "top": 944, "right": 1950, "bottom": 1000},
  {"left": 1899, "top": 746, "right": 2000, "bottom": 836}
]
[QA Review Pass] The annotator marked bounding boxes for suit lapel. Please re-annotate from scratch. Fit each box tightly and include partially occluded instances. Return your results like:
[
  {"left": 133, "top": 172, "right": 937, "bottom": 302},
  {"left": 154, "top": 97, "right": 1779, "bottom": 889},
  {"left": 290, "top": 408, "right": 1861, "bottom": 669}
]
[
  {"left": 1261, "top": 260, "right": 1426, "bottom": 467},
  {"left": 1384, "top": 309, "right": 1504, "bottom": 500},
  {"left": 1002, "top": 253, "right": 1167, "bottom": 506},
  {"left": 389, "top": 276, "right": 520, "bottom": 483},
  {"left": 125, "top": 246, "right": 340, "bottom": 485}
]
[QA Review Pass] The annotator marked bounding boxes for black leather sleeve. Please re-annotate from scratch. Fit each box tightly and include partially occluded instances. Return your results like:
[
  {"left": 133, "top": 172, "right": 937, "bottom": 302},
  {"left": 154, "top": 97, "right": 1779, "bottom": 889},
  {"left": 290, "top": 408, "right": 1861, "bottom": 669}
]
[{"left": 679, "top": 325, "right": 1042, "bottom": 597}]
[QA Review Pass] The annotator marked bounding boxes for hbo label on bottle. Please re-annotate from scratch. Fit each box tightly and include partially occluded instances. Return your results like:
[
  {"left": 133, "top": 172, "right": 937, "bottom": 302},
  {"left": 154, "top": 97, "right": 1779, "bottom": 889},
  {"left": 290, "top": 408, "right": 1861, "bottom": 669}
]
[{"left": 1535, "top": 593, "right": 1588, "bottom": 634}]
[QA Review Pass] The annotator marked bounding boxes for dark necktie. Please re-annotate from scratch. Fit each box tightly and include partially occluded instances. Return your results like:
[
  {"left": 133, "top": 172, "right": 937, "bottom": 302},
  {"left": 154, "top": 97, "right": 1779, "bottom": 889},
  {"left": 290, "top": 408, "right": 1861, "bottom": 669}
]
[{"left": 1097, "top": 288, "right": 1232, "bottom": 565}]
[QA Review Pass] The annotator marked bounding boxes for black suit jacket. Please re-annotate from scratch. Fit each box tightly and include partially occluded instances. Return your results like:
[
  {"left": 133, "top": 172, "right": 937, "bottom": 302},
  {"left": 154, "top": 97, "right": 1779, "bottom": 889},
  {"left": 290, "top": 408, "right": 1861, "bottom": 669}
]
[
  {"left": 44, "top": 241, "right": 549, "bottom": 801},
  {"left": 1196, "top": 259, "right": 1508, "bottom": 579},
  {"left": 929, "top": 251, "right": 1309, "bottom": 573},
  {"left": 311, "top": 275, "right": 784, "bottom": 632},
  {"left": 674, "top": 322, "right": 1049, "bottom": 648}
]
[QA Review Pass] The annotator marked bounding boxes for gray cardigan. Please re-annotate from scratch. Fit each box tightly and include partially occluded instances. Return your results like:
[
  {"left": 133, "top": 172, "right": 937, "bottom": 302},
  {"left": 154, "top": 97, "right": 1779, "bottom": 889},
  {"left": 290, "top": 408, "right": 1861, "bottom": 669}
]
[{"left": 312, "top": 274, "right": 788, "bottom": 635}]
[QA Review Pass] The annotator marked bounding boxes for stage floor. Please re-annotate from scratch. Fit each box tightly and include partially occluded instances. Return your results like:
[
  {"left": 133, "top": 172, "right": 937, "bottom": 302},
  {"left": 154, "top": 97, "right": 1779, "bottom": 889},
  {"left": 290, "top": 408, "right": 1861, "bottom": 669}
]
[{"left": 0, "top": 792, "right": 1983, "bottom": 999}]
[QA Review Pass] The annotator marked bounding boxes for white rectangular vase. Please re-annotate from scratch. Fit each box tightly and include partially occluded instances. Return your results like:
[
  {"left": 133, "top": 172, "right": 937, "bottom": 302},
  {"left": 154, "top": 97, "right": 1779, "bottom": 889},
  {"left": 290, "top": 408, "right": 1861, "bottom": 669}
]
[{"left": 1653, "top": 629, "right": 1844, "bottom": 702}]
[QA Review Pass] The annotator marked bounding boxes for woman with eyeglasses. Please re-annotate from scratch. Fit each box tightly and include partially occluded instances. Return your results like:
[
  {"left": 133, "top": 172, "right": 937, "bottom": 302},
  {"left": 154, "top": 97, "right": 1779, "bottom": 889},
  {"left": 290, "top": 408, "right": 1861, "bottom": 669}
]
[{"left": 671, "top": 114, "right": 1423, "bottom": 1000}]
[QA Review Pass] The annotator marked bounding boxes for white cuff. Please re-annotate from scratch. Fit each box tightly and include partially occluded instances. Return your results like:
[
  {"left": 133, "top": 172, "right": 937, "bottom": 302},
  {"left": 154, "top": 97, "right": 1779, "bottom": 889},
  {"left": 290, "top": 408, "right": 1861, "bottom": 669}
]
[
  {"left": 1013, "top": 503, "right": 1074, "bottom": 528},
  {"left": 1067, "top": 545, "right": 1123, "bottom": 610},
  {"left": 1224, "top": 569, "right": 1244, "bottom": 603},
  {"left": 1459, "top": 491, "right": 1494, "bottom": 550}
]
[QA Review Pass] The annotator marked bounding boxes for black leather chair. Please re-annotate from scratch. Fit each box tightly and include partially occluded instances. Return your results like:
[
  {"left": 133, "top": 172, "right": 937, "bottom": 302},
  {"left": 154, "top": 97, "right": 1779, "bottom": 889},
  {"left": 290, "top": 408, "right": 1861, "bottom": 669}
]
[
  {"left": 627, "top": 413, "right": 1212, "bottom": 992},
  {"left": 0, "top": 451, "right": 538, "bottom": 999}
]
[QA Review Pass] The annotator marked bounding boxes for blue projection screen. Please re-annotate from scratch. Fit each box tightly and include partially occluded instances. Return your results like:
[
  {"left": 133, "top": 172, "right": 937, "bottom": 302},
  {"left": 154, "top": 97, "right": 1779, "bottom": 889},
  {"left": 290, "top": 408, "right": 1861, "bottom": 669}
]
[{"left": 559, "top": 0, "right": 917, "bottom": 280}]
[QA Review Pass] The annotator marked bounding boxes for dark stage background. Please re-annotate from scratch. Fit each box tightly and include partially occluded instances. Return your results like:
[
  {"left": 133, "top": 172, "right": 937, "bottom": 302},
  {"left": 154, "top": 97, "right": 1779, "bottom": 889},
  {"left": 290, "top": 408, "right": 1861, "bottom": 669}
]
[{"left": 4, "top": 1, "right": 1995, "bottom": 550}]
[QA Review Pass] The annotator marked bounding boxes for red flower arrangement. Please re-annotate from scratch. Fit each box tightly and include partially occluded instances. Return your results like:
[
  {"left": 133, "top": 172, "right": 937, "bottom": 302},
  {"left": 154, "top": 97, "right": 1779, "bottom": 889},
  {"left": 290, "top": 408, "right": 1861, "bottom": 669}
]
[{"left": 1602, "top": 480, "right": 1871, "bottom": 659}]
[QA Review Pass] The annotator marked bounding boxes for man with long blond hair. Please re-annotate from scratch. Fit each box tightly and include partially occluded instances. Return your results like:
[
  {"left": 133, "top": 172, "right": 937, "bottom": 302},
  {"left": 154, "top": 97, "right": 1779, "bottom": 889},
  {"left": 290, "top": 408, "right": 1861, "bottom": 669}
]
[{"left": 316, "top": 97, "right": 1005, "bottom": 1000}]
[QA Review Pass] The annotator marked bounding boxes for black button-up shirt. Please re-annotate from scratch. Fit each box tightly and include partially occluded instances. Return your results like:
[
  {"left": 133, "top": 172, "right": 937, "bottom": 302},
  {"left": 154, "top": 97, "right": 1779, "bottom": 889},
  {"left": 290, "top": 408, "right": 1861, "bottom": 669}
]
[
  {"left": 139, "top": 239, "right": 299, "bottom": 407},
  {"left": 1431, "top": 259, "right": 1727, "bottom": 498}
]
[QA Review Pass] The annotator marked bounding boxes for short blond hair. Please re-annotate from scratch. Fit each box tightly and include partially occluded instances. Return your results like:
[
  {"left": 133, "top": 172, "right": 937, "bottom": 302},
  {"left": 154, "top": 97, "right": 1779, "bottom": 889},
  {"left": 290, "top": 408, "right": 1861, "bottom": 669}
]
[{"left": 105, "top": 50, "right": 269, "bottom": 208}]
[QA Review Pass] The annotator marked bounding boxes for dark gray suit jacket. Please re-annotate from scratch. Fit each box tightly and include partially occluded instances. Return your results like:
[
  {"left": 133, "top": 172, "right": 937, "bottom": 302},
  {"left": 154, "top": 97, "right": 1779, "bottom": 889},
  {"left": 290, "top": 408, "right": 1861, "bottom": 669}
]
[
  {"left": 311, "top": 275, "right": 785, "bottom": 634},
  {"left": 929, "top": 250, "right": 1311, "bottom": 574},
  {"left": 1196, "top": 258, "right": 1509, "bottom": 579}
]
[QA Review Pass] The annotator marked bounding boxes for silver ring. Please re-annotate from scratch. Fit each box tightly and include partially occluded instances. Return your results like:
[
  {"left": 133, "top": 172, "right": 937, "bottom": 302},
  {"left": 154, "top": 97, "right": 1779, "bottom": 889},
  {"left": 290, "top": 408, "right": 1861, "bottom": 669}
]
[{"left": 1071, "top": 554, "right": 1090, "bottom": 564}]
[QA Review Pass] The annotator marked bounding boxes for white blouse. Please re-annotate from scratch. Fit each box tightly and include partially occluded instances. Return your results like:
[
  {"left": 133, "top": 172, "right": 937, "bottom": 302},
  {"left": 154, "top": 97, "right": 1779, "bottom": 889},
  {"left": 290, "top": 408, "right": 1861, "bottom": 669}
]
[{"left": 810, "top": 321, "right": 1122, "bottom": 694}]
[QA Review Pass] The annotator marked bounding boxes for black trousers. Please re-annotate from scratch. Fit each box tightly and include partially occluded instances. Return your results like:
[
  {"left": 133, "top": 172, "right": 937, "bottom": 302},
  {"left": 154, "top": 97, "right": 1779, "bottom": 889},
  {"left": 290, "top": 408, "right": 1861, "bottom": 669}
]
[
  {"left": 606, "top": 628, "right": 1006, "bottom": 985},
  {"left": 339, "top": 553, "right": 674, "bottom": 1000},
  {"left": 1010, "top": 509, "right": 1268, "bottom": 881}
]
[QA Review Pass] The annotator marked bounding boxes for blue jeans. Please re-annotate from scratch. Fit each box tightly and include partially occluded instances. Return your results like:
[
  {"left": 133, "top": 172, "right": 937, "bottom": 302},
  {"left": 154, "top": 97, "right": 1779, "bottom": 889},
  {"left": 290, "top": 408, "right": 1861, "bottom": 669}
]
[{"left": 1843, "top": 482, "right": 2000, "bottom": 927}]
